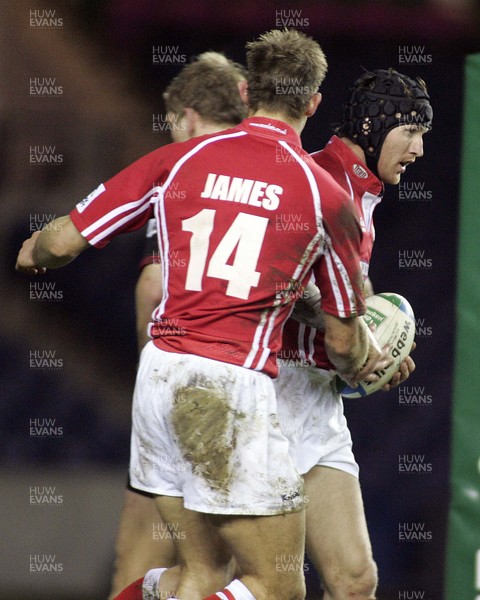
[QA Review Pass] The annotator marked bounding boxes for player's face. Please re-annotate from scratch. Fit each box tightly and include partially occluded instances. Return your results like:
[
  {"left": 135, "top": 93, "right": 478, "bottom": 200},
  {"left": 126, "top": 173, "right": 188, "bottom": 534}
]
[
  {"left": 167, "top": 111, "right": 190, "bottom": 143},
  {"left": 377, "top": 125, "right": 427, "bottom": 185}
]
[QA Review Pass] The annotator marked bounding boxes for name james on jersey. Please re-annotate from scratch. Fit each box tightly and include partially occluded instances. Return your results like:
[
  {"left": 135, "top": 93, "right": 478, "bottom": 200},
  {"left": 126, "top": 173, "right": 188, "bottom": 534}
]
[{"left": 200, "top": 172, "right": 283, "bottom": 211}]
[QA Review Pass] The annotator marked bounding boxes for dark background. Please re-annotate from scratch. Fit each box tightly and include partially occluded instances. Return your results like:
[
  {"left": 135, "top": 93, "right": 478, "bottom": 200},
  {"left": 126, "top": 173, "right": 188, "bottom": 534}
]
[{"left": 2, "top": 1, "right": 479, "bottom": 598}]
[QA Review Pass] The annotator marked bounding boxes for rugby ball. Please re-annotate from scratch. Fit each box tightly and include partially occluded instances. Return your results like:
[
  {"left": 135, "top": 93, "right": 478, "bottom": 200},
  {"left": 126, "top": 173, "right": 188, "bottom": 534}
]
[{"left": 337, "top": 293, "right": 415, "bottom": 398}]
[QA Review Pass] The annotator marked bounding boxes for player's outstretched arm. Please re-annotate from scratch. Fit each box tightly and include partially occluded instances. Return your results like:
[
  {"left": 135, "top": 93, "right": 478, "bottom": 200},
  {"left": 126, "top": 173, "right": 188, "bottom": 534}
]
[{"left": 16, "top": 216, "right": 89, "bottom": 274}]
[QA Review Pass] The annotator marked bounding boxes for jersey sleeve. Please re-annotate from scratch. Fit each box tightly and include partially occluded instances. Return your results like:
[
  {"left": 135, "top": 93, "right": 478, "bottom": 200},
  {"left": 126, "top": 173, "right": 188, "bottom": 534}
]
[
  {"left": 70, "top": 148, "right": 170, "bottom": 248},
  {"left": 313, "top": 183, "right": 366, "bottom": 318}
]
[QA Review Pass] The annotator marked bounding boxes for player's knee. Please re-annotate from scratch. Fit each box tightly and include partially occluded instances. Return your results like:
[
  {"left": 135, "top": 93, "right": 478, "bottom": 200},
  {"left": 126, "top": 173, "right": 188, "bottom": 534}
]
[
  {"left": 248, "top": 572, "right": 305, "bottom": 600},
  {"left": 323, "top": 556, "right": 377, "bottom": 599},
  {"left": 349, "top": 558, "right": 378, "bottom": 599},
  {"left": 270, "top": 574, "right": 306, "bottom": 600}
]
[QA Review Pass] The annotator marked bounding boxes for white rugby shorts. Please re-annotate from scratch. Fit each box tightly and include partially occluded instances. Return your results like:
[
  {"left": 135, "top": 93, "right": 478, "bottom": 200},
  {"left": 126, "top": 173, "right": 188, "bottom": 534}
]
[
  {"left": 274, "top": 361, "right": 359, "bottom": 478},
  {"left": 129, "top": 342, "right": 305, "bottom": 516}
]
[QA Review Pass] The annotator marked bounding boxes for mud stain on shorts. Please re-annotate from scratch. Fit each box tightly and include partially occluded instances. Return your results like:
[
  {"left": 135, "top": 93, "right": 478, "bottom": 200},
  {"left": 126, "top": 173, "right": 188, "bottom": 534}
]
[{"left": 171, "top": 382, "right": 244, "bottom": 494}]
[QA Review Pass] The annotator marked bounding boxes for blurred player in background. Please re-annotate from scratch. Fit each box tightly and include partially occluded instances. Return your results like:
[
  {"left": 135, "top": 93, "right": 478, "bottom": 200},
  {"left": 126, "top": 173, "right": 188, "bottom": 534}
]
[
  {"left": 113, "top": 68, "right": 431, "bottom": 600},
  {"left": 16, "top": 29, "right": 388, "bottom": 600},
  {"left": 109, "top": 51, "right": 248, "bottom": 600}
]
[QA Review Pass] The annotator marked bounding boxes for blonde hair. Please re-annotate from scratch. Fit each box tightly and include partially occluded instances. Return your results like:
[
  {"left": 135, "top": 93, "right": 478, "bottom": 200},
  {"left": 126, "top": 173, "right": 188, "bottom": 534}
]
[
  {"left": 246, "top": 29, "right": 328, "bottom": 120},
  {"left": 163, "top": 52, "right": 247, "bottom": 125}
]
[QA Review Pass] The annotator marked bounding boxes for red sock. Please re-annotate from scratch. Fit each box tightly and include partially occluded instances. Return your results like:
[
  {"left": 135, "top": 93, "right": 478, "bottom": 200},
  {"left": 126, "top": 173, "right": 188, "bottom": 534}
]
[
  {"left": 203, "top": 593, "right": 235, "bottom": 600},
  {"left": 202, "top": 578, "right": 256, "bottom": 600},
  {"left": 112, "top": 577, "right": 144, "bottom": 600}
]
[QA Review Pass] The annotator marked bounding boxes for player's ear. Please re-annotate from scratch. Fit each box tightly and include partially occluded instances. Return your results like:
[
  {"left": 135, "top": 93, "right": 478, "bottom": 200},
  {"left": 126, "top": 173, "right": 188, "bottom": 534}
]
[
  {"left": 238, "top": 79, "right": 248, "bottom": 105},
  {"left": 305, "top": 92, "right": 322, "bottom": 117},
  {"left": 183, "top": 107, "right": 199, "bottom": 137}
]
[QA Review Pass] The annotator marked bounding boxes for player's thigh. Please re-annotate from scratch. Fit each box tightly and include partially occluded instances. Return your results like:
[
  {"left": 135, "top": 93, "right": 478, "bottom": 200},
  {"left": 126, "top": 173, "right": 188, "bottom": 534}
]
[
  {"left": 154, "top": 495, "right": 234, "bottom": 597},
  {"left": 117, "top": 487, "right": 175, "bottom": 556},
  {"left": 211, "top": 509, "right": 306, "bottom": 599},
  {"left": 304, "top": 466, "right": 374, "bottom": 578}
]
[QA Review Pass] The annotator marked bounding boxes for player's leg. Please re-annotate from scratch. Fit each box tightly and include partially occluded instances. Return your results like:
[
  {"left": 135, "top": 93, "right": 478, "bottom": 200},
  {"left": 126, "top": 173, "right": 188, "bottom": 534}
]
[
  {"left": 154, "top": 495, "right": 235, "bottom": 600},
  {"left": 274, "top": 363, "right": 376, "bottom": 599},
  {"left": 113, "top": 509, "right": 307, "bottom": 600},
  {"left": 204, "top": 509, "right": 306, "bottom": 600},
  {"left": 131, "top": 347, "right": 306, "bottom": 599},
  {"left": 108, "top": 486, "right": 176, "bottom": 599},
  {"left": 304, "top": 466, "right": 377, "bottom": 600}
]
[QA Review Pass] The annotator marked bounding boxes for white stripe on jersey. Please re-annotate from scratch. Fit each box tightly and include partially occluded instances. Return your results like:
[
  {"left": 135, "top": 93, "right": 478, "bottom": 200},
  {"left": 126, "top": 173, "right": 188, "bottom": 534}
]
[
  {"left": 324, "top": 246, "right": 345, "bottom": 316},
  {"left": 243, "top": 309, "right": 268, "bottom": 369},
  {"left": 80, "top": 187, "right": 156, "bottom": 242},
  {"left": 297, "top": 322, "right": 307, "bottom": 362},
  {"left": 253, "top": 305, "right": 282, "bottom": 372},
  {"left": 153, "top": 130, "right": 248, "bottom": 322},
  {"left": 152, "top": 194, "right": 168, "bottom": 322},
  {"left": 345, "top": 172, "right": 382, "bottom": 241},
  {"left": 361, "top": 191, "right": 381, "bottom": 233},
  {"left": 89, "top": 202, "right": 152, "bottom": 247},
  {"left": 344, "top": 172, "right": 355, "bottom": 201},
  {"left": 344, "top": 172, "right": 380, "bottom": 236},
  {"left": 329, "top": 243, "right": 356, "bottom": 315},
  {"left": 297, "top": 323, "right": 315, "bottom": 366},
  {"left": 255, "top": 347, "right": 272, "bottom": 372},
  {"left": 324, "top": 234, "right": 358, "bottom": 318},
  {"left": 294, "top": 322, "right": 315, "bottom": 366},
  {"left": 213, "top": 593, "right": 229, "bottom": 600}
]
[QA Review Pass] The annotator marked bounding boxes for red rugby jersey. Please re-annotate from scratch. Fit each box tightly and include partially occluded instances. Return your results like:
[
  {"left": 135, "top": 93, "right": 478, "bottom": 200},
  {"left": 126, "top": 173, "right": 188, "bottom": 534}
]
[
  {"left": 280, "top": 135, "right": 383, "bottom": 370},
  {"left": 71, "top": 119, "right": 366, "bottom": 376}
]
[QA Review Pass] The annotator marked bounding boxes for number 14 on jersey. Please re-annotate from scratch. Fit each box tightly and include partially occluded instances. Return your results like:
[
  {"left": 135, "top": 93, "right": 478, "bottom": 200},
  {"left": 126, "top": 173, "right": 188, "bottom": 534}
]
[{"left": 182, "top": 209, "right": 269, "bottom": 300}]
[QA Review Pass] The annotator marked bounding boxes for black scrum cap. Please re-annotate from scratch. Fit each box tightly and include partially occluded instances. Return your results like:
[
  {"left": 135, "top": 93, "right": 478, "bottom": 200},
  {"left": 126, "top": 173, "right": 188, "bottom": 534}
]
[{"left": 336, "top": 68, "right": 433, "bottom": 175}]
